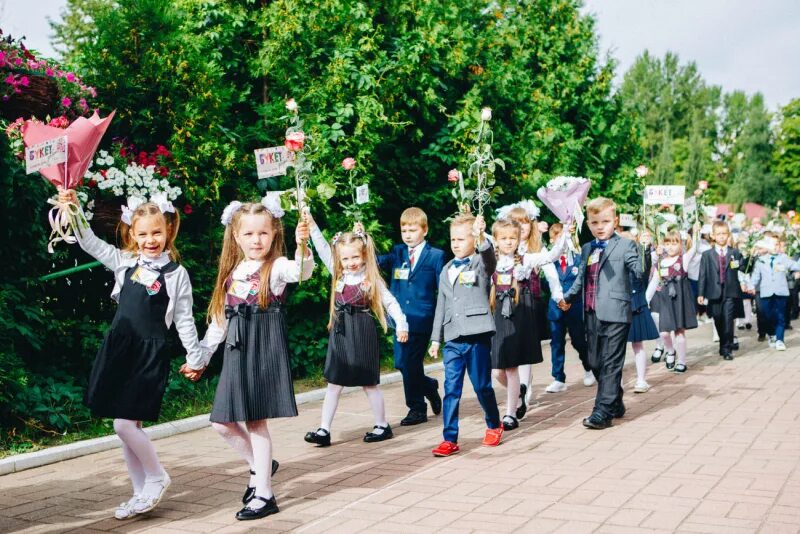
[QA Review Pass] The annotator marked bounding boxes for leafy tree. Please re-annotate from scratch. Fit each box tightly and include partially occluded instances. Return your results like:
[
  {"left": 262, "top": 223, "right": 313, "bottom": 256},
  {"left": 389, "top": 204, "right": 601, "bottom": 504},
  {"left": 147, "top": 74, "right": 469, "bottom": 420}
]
[{"left": 774, "top": 98, "right": 800, "bottom": 209}]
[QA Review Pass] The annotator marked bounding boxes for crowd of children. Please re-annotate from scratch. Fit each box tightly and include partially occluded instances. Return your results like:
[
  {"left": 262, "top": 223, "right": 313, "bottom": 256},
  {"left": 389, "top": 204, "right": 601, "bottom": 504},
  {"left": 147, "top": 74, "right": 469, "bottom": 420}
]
[{"left": 57, "top": 186, "right": 800, "bottom": 522}]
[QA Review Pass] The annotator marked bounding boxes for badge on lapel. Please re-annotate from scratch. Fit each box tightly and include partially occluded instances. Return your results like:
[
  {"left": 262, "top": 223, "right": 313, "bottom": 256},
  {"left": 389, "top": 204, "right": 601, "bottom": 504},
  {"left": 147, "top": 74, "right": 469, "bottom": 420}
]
[
  {"left": 459, "top": 270, "right": 477, "bottom": 286},
  {"left": 730, "top": 259, "right": 740, "bottom": 269},
  {"left": 394, "top": 268, "right": 410, "bottom": 280},
  {"left": 571, "top": 266, "right": 579, "bottom": 275},
  {"left": 146, "top": 280, "right": 162, "bottom": 296}
]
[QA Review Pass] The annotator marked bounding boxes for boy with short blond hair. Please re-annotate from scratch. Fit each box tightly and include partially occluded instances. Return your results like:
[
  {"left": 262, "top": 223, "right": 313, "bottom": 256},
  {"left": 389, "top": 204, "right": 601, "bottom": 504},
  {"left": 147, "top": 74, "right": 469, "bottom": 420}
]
[
  {"left": 559, "top": 197, "right": 643, "bottom": 429},
  {"left": 429, "top": 214, "right": 502, "bottom": 456},
  {"left": 378, "top": 207, "right": 446, "bottom": 426}
]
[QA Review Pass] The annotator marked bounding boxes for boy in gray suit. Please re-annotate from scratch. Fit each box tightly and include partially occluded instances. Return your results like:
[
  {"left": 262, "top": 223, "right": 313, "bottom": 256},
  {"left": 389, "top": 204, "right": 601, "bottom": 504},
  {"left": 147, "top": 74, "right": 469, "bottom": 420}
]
[
  {"left": 558, "top": 198, "right": 643, "bottom": 429},
  {"left": 429, "top": 214, "right": 502, "bottom": 456}
]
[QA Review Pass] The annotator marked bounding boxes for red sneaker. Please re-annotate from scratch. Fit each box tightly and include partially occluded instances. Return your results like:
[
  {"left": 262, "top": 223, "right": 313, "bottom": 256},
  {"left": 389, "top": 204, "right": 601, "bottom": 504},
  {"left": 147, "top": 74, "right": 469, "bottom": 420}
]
[
  {"left": 482, "top": 427, "right": 503, "bottom": 447},
  {"left": 432, "top": 441, "right": 460, "bottom": 457}
]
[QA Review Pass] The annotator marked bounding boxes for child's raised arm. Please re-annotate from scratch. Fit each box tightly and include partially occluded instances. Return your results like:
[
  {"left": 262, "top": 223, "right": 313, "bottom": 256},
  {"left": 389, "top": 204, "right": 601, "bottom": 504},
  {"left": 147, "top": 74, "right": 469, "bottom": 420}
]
[
  {"left": 59, "top": 189, "right": 129, "bottom": 272},
  {"left": 306, "top": 210, "right": 334, "bottom": 274}
]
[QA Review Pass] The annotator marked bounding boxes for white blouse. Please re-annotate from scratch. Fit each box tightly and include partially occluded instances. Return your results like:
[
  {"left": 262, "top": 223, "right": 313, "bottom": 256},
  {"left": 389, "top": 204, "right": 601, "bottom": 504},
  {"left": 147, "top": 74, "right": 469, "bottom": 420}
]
[{"left": 310, "top": 226, "right": 408, "bottom": 332}]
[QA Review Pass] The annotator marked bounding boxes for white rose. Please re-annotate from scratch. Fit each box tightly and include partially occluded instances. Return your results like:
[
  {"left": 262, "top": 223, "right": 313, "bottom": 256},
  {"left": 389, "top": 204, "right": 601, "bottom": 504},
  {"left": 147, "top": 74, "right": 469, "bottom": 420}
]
[{"left": 481, "top": 107, "right": 492, "bottom": 121}]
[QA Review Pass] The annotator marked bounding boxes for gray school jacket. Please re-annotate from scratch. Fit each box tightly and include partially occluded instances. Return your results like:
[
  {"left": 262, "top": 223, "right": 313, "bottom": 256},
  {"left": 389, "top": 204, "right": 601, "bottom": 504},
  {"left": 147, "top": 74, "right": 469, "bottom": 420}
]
[{"left": 430, "top": 240, "right": 497, "bottom": 343}]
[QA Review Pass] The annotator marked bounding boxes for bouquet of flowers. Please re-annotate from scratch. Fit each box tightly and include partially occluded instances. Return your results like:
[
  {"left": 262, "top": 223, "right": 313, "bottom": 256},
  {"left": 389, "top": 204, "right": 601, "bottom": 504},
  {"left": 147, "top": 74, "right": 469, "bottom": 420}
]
[
  {"left": 21, "top": 110, "right": 115, "bottom": 252},
  {"left": 86, "top": 144, "right": 181, "bottom": 202},
  {"left": 536, "top": 176, "right": 591, "bottom": 249}
]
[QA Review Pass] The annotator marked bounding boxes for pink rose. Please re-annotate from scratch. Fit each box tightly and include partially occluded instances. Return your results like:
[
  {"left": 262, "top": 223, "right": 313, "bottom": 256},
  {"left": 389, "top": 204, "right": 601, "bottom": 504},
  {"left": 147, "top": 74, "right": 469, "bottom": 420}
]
[
  {"left": 65, "top": 72, "right": 76, "bottom": 82},
  {"left": 788, "top": 210, "right": 796, "bottom": 218},
  {"left": 45, "top": 67, "right": 54, "bottom": 76},
  {"left": 447, "top": 169, "right": 460, "bottom": 183},
  {"left": 635, "top": 165, "right": 649, "bottom": 178},
  {"left": 19, "top": 76, "right": 29, "bottom": 87},
  {"left": 693, "top": 189, "right": 702, "bottom": 197},
  {"left": 61, "top": 97, "right": 72, "bottom": 107},
  {"left": 285, "top": 98, "right": 298, "bottom": 112},
  {"left": 698, "top": 180, "right": 708, "bottom": 190},
  {"left": 537, "top": 221, "right": 549, "bottom": 233},
  {"left": 341, "top": 157, "right": 356, "bottom": 171},
  {"left": 183, "top": 204, "right": 193, "bottom": 215},
  {"left": 284, "top": 131, "right": 305, "bottom": 151}
]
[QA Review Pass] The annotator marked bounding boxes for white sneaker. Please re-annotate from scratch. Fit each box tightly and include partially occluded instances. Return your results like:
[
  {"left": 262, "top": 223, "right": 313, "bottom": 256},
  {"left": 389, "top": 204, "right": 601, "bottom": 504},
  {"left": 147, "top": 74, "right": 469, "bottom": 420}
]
[
  {"left": 769, "top": 336, "right": 777, "bottom": 348},
  {"left": 545, "top": 380, "right": 567, "bottom": 393},
  {"left": 114, "top": 494, "right": 140, "bottom": 520},
  {"left": 776, "top": 341, "right": 786, "bottom": 351},
  {"left": 583, "top": 371, "right": 597, "bottom": 387},
  {"left": 634, "top": 381, "right": 650, "bottom": 394},
  {"left": 713, "top": 331, "right": 719, "bottom": 342},
  {"left": 133, "top": 471, "right": 171, "bottom": 514}
]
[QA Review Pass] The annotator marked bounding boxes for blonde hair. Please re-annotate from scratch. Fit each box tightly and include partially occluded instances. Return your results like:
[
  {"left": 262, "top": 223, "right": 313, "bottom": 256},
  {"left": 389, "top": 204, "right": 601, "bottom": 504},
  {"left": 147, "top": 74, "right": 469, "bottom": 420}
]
[
  {"left": 207, "top": 203, "right": 285, "bottom": 324},
  {"left": 328, "top": 232, "right": 389, "bottom": 332},
  {"left": 712, "top": 220, "right": 730, "bottom": 234},
  {"left": 586, "top": 197, "right": 616, "bottom": 216},
  {"left": 489, "top": 219, "right": 521, "bottom": 310},
  {"left": 400, "top": 207, "right": 428, "bottom": 230},
  {"left": 450, "top": 213, "right": 475, "bottom": 230},
  {"left": 508, "top": 206, "right": 542, "bottom": 253},
  {"left": 549, "top": 222, "right": 564, "bottom": 242},
  {"left": 120, "top": 203, "right": 181, "bottom": 261},
  {"left": 663, "top": 230, "right": 682, "bottom": 245}
]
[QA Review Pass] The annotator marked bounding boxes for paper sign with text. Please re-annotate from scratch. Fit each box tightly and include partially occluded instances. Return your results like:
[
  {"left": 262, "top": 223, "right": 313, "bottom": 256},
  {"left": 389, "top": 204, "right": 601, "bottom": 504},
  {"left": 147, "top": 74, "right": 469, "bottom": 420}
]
[
  {"left": 619, "top": 213, "right": 637, "bottom": 227},
  {"left": 683, "top": 195, "right": 697, "bottom": 213},
  {"left": 356, "top": 184, "right": 370, "bottom": 205},
  {"left": 26, "top": 136, "right": 67, "bottom": 174},
  {"left": 254, "top": 146, "right": 294, "bottom": 178},
  {"left": 644, "top": 185, "right": 685, "bottom": 205}
]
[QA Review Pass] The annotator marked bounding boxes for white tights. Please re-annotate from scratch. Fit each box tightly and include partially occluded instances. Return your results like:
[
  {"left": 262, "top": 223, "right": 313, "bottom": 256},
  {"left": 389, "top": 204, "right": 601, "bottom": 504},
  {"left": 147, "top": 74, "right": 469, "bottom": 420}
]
[
  {"left": 492, "top": 367, "right": 521, "bottom": 416},
  {"left": 660, "top": 329, "right": 687, "bottom": 365},
  {"left": 212, "top": 420, "right": 274, "bottom": 500},
  {"left": 319, "top": 383, "right": 387, "bottom": 432},
  {"left": 631, "top": 342, "right": 647, "bottom": 384},
  {"left": 114, "top": 419, "right": 163, "bottom": 495}
]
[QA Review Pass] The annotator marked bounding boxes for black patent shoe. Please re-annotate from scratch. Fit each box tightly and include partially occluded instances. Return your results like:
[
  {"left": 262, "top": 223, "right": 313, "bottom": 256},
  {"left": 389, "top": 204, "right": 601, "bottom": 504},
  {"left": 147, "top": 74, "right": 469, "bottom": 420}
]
[
  {"left": 304, "top": 428, "right": 331, "bottom": 447},
  {"left": 664, "top": 351, "right": 676, "bottom": 370},
  {"left": 236, "top": 496, "right": 279, "bottom": 521},
  {"left": 516, "top": 384, "right": 528, "bottom": 420},
  {"left": 582, "top": 413, "right": 612, "bottom": 429},
  {"left": 364, "top": 424, "right": 393, "bottom": 443},
  {"left": 400, "top": 410, "right": 428, "bottom": 426},
  {"left": 502, "top": 415, "right": 519, "bottom": 431},
  {"left": 242, "top": 461, "right": 280, "bottom": 505},
  {"left": 426, "top": 379, "right": 442, "bottom": 415},
  {"left": 611, "top": 402, "right": 626, "bottom": 419},
  {"left": 674, "top": 364, "right": 687, "bottom": 373},
  {"left": 722, "top": 352, "right": 734, "bottom": 361},
  {"left": 651, "top": 346, "right": 664, "bottom": 363},
  {"left": 732, "top": 337, "right": 740, "bottom": 350}
]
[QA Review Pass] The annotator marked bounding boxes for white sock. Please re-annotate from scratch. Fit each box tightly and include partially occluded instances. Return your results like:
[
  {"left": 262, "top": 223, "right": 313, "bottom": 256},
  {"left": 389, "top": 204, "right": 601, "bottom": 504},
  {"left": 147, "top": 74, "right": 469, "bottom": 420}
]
[
  {"left": 211, "top": 422, "right": 255, "bottom": 486},
  {"left": 674, "top": 330, "right": 687, "bottom": 365},
  {"left": 660, "top": 332, "right": 675, "bottom": 354},
  {"left": 114, "top": 419, "right": 163, "bottom": 478},
  {"left": 246, "top": 419, "right": 273, "bottom": 501},
  {"left": 120, "top": 441, "right": 146, "bottom": 495},
  {"left": 320, "top": 383, "right": 344, "bottom": 432},
  {"left": 364, "top": 386, "right": 387, "bottom": 433},
  {"left": 518, "top": 364, "right": 531, "bottom": 391},
  {"left": 505, "top": 368, "right": 521, "bottom": 414},
  {"left": 632, "top": 342, "right": 646, "bottom": 384}
]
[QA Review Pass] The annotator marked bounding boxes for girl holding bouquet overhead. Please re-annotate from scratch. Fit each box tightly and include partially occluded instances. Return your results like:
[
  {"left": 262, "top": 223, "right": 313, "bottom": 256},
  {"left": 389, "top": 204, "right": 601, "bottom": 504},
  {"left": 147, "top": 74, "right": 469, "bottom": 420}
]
[
  {"left": 58, "top": 188, "right": 205, "bottom": 520},
  {"left": 197, "top": 196, "right": 313, "bottom": 520},
  {"left": 646, "top": 228, "right": 699, "bottom": 373},
  {"left": 489, "top": 217, "right": 571, "bottom": 429},
  {"left": 303, "top": 212, "right": 408, "bottom": 446}
]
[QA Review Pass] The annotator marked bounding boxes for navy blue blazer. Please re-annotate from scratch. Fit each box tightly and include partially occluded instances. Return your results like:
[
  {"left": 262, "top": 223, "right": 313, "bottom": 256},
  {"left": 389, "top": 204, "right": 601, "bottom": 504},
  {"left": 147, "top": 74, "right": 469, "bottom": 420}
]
[
  {"left": 378, "top": 242, "right": 446, "bottom": 334},
  {"left": 547, "top": 254, "right": 583, "bottom": 321}
]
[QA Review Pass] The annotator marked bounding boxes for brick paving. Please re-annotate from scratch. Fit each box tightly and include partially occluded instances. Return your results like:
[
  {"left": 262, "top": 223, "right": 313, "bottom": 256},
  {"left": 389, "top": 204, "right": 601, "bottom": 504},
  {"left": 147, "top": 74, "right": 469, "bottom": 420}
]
[{"left": 2, "top": 323, "right": 800, "bottom": 533}]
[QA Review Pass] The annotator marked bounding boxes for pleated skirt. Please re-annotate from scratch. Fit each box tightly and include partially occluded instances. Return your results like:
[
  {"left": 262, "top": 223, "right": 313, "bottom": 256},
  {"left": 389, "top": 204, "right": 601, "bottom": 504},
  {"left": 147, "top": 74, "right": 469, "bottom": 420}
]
[
  {"left": 491, "top": 292, "right": 543, "bottom": 369},
  {"left": 532, "top": 294, "right": 551, "bottom": 341},
  {"left": 651, "top": 278, "right": 699, "bottom": 332},
  {"left": 210, "top": 307, "right": 298, "bottom": 423},
  {"left": 628, "top": 307, "right": 661, "bottom": 342},
  {"left": 325, "top": 310, "right": 381, "bottom": 387}
]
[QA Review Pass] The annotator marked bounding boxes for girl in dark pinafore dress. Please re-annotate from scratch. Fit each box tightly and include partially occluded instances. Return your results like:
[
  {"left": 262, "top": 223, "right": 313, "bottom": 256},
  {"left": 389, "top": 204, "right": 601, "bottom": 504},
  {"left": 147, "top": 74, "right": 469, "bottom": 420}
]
[
  {"left": 489, "top": 218, "right": 570, "bottom": 430},
  {"left": 647, "top": 228, "right": 699, "bottom": 374},
  {"left": 304, "top": 212, "right": 408, "bottom": 447},
  {"left": 199, "top": 196, "right": 314, "bottom": 521},
  {"left": 61, "top": 189, "right": 205, "bottom": 520}
]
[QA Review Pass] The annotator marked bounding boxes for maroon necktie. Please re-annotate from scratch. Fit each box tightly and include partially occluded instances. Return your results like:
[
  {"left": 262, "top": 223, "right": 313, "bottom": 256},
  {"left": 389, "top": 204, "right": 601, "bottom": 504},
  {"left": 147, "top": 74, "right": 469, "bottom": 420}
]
[
  {"left": 718, "top": 250, "right": 726, "bottom": 285},
  {"left": 409, "top": 248, "right": 415, "bottom": 268}
]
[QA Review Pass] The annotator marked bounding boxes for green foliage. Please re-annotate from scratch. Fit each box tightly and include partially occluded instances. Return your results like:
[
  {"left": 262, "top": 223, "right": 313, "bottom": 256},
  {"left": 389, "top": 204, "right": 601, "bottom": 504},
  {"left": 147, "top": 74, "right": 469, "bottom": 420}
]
[
  {"left": 774, "top": 98, "right": 800, "bottom": 209},
  {"left": 9, "top": 376, "right": 91, "bottom": 433}
]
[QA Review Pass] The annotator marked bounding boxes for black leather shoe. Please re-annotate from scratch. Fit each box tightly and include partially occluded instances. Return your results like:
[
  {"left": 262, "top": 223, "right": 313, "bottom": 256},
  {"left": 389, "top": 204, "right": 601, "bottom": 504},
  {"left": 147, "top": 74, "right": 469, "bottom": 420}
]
[
  {"left": 400, "top": 410, "right": 427, "bottom": 426},
  {"left": 745, "top": 323, "right": 752, "bottom": 330},
  {"left": 757, "top": 335, "right": 766, "bottom": 342},
  {"left": 304, "top": 428, "right": 331, "bottom": 447},
  {"left": 611, "top": 402, "right": 626, "bottom": 419},
  {"left": 722, "top": 352, "right": 734, "bottom": 361},
  {"left": 272, "top": 459, "right": 279, "bottom": 476},
  {"left": 364, "top": 424, "right": 393, "bottom": 443},
  {"left": 651, "top": 346, "right": 664, "bottom": 363},
  {"left": 236, "top": 496, "right": 279, "bottom": 520},
  {"left": 243, "top": 460, "right": 280, "bottom": 504},
  {"left": 502, "top": 415, "right": 519, "bottom": 430},
  {"left": 516, "top": 384, "right": 528, "bottom": 420},
  {"left": 582, "top": 413, "right": 612, "bottom": 429},
  {"left": 426, "top": 379, "right": 442, "bottom": 415},
  {"left": 732, "top": 337, "right": 740, "bottom": 350}
]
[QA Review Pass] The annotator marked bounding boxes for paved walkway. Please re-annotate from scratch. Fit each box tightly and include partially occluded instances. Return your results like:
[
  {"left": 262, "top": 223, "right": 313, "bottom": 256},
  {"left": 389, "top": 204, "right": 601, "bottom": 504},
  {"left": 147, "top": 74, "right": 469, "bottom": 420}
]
[{"left": 2, "top": 323, "right": 800, "bottom": 533}]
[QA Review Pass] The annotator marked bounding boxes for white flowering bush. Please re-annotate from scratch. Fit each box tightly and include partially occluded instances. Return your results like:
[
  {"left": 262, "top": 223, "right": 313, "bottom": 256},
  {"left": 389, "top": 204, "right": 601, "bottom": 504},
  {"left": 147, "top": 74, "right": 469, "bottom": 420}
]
[{"left": 86, "top": 149, "right": 182, "bottom": 201}]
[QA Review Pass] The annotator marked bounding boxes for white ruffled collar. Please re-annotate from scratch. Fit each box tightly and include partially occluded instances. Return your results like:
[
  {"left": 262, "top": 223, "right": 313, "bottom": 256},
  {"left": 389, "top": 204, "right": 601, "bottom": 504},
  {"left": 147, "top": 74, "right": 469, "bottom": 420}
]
[
  {"left": 341, "top": 267, "right": 367, "bottom": 284},
  {"left": 497, "top": 254, "right": 515, "bottom": 272},
  {"left": 137, "top": 252, "right": 170, "bottom": 269},
  {"left": 233, "top": 259, "right": 264, "bottom": 280}
]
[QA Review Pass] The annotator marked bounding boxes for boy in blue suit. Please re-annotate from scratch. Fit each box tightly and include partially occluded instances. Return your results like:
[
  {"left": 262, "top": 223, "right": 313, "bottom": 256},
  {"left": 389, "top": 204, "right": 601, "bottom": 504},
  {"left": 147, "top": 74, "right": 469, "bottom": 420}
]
[
  {"left": 378, "top": 207, "right": 446, "bottom": 426},
  {"left": 542, "top": 223, "right": 593, "bottom": 393}
]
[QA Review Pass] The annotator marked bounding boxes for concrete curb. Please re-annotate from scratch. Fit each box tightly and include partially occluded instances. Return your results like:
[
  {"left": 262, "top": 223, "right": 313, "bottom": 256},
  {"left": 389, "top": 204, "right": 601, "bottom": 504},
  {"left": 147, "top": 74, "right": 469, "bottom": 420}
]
[{"left": 0, "top": 361, "right": 445, "bottom": 476}]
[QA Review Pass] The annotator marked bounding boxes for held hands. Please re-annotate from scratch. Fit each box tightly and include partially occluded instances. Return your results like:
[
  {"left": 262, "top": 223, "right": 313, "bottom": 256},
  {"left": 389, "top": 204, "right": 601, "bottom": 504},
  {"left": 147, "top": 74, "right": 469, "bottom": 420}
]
[
  {"left": 428, "top": 341, "right": 440, "bottom": 359},
  {"left": 397, "top": 330, "right": 409, "bottom": 343},
  {"left": 557, "top": 299, "right": 571, "bottom": 311},
  {"left": 697, "top": 296, "right": 705, "bottom": 306},
  {"left": 179, "top": 363, "right": 205, "bottom": 382}
]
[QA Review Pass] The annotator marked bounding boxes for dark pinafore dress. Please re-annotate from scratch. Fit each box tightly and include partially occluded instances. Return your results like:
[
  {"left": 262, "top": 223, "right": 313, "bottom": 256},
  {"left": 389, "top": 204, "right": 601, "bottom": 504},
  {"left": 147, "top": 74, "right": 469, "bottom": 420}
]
[
  {"left": 527, "top": 269, "right": 551, "bottom": 341},
  {"left": 628, "top": 271, "right": 660, "bottom": 342},
  {"left": 491, "top": 269, "right": 543, "bottom": 369},
  {"left": 325, "top": 281, "right": 381, "bottom": 387},
  {"left": 86, "top": 262, "right": 179, "bottom": 421},
  {"left": 210, "top": 271, "right": 298, "bottom": 423},
  {"left": 651, "top": 257, "right": 699, "bottom": 332}
]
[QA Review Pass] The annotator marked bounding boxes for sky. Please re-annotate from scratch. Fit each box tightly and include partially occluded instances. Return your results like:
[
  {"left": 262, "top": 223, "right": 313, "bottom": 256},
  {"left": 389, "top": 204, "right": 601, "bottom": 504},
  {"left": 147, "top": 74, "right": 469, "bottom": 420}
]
[{"left": 1, "top": 0, "right": 798, "bottom": 110}]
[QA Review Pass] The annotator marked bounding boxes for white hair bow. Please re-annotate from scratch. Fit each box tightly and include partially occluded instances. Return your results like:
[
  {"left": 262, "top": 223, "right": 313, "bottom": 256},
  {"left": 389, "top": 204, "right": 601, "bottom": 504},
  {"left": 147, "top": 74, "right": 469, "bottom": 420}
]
[
  {"left": 150, "top": 192, "right": 176, "bottom": 216},
  {"left": 261, "top": 192, "right": 285, "bottom": 219},
  {"left": 221, "top": 201, "right": 243, "bottom": 226},
  {"left": 120, "top": 196, "right": 146, "bottom": 225},
  {"left": 517, "top": 199, "right": 540, "bottom": 220}
]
